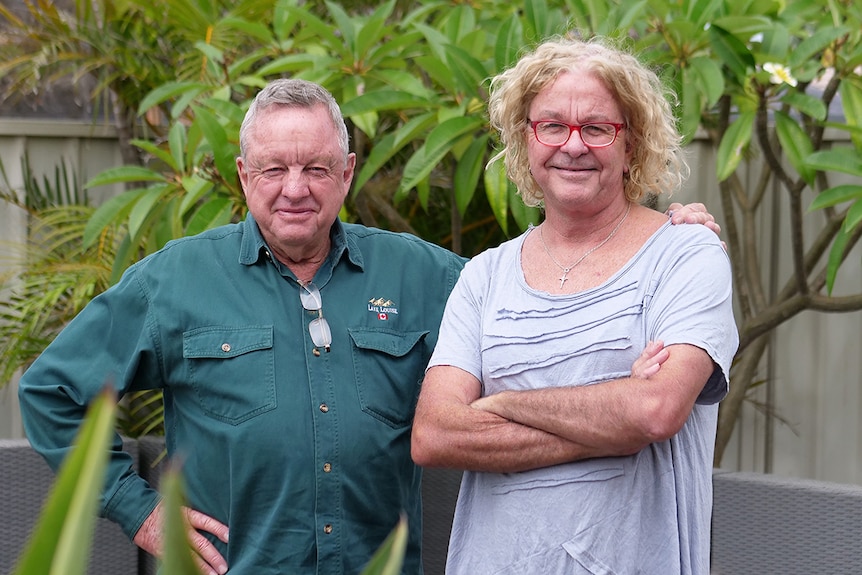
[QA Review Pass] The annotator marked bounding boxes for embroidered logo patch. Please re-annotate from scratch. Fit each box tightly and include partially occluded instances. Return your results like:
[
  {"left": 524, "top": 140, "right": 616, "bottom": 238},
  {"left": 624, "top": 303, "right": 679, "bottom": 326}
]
[{"left": 368, "top": 297, "right": 398, "bottom": 320}]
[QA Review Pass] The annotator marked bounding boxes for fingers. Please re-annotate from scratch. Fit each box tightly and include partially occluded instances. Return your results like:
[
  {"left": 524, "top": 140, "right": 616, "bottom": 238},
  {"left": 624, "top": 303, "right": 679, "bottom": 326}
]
[
  {"left": 184, "top": 507, "right": 230, "bottom": 575},
  {"left": 133, "top": 503, "right": 229, "bottom": 575},
  {"left": 669, "top": 202, "right": 712, "bottom": 223},
  {"left": 185, "top": 507, "right": 230, "bottom": 542},
  {"left": 631, "top": 340, "right": 668, "bottom": 379}
]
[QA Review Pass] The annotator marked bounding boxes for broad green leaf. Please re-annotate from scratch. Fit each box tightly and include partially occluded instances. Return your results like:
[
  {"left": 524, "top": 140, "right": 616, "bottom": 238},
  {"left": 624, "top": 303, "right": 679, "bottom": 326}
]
[
  {"left": 685, "top": 0, "right": 722, "bottom": 28},
  {"left": 453, "top": 134, "right": 490, "bottom": 216},
  {"left": 395, "top": 149, "right": 431, "bottom": 204},
  {"left": 109, "top": 234, "right": 134, "bottom": 286},
  {"left": 839, "top": 77, "right": 862, "bottom": 149},
  {"left": 780, "top": 91, "right": 827, "bottom": 122},
  {"left": 128, "top": 184, "right": 171, "bottom": 241},
  {"left": 416, "top": 176, "right": 431, "bottom": 211},
  {"left": 845, "top": 199, "right": 862, "bottom": 233},
  {"left": 708, "top": 25, "right": 755, "bottom": 83},
  {"left": 494, "top": 14, "right": 524, "bottom": 71},
  {"left": 257, "top": 54, "right": 335, "bottom": 76},
  {"left": 185, "top": 196, "right": 234, "bottom": 236},
  {"left": 13, "top": 389, "right": 116, "bottom": 575},
  {"left": 509, "top": 185, "right": 541, "bottom": 233},
  {"left": 179, "top": 175, "right": 215, "bottom": 217},
  {"left": 443, "top": 44, "right": 488, "bottom": 98},
  {"left": 340, "top": 91, "right": 433, "bottom": 116},
  {"left": 397, "top": 116, "right": 483, "bottom": 201},
  {"left": 824, "top": 225, "right": 850, "bottom": 295},
  {"left": 324, "top": 1, "right": 356, "bottom": 55},
  {"left": 615, "top": 0, "right": 648, "bottom": 31},
  {"left": 82, "top": 189, "right": 146, "bottom": 248},
  {"left": 367, "top": 69, "right": 436, "bottom": 99},
  {"left": 201, "top": 97, "right": 246, "bottom": 128},
  {"left": 85, "top": 166, "right": 164, "bottom": 188},
  {"left": 774, "top": 111, "right": 815, "bottom": 186},
  {"left": 272, "top": 0, "right": 303, "bottom": 41},
  {"left": 689, "top": 56, "right": 725, "bottom": 109},
  {"left": 758, "top": 22, "right": 790, "bottom": 61},
  {"left": 679, "top": 67, "right": 704, "bottom": 144},
  {"left": 805, "top": 148, "right": 862, "bottom": 178},
  {"left": 161, "top": 467, "right": 201, "bottom": 575},
  {"left": 353, "top": 113, "right": 437, "bottom": 192},
  {"left": 131, "top": 139, "right": 177, "bottom": 171},
  {"left": 484, "top": 157, "right": 510, "bottom": 235},
  {"left": 442, "top": 4, "right": 476, "bottom": 43},
  {"left": 711, "top": 16, "right": 772, "bottom": 39},
  {"left": 357, "top": 1, "right": 396, "bottom": 57},
  {"left": 524, "top": 0, "right": 551, "bottom": 40},
  {"left": 283, "top": 4, "right": 342, "bottom": 49},
  {"left": 192, "top": 105, "right": 238, "bottom": 185},
  {"left": 352, "top": 111, "right": 380, "bottom": 140},
  {"left": 411, "top": 22, "right": 449, "bottom": 62},
  {"left": 218, "top": 16, "right": 273, "bottom": 44},
  {"left": 788, "top": 26, "right": 850, "bottom": 69},
  {"left": 169, "top": 122, "right": 187, "bottom": 175},
  {"left": 194, "top": 41, "right": 224, "bottom": 65},
  {"left": 809, "top": 184, "right": 862, "bottom": 211},
  {"left": 358, "top": 515, "right": 408, "bottom": 575},
  {"left": 425, "top": 116, "right": 485, "bottom": 158},
  {"left": 366, "top": 31, "right": 426, "bottom": 68},
  {"left": 716, "top": 112, "right": 755, "bottom": 182},
  {"left": 414, "top": 54, "right": 456, "bottom": 92},
  {"left": 138, "top": 82, "right": 209, "bottom": 116}
]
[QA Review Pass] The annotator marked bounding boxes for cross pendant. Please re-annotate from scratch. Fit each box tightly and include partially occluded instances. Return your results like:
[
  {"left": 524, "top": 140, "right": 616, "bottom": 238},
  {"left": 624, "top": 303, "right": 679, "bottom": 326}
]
[{"left": 559, "top": 270, "right": 570, "bottom": 289}]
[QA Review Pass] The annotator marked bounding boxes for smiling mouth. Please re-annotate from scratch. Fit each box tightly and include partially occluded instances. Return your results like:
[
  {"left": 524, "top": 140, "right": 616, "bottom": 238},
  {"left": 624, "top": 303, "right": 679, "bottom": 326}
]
[{"left": 553, "top": 165, "right": 592, "bottom": 172}]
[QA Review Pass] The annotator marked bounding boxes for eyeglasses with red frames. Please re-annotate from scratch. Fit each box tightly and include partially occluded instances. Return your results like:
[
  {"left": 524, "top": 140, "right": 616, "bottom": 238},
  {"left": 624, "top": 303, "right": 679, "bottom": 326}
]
[{"left": 528, "top": 120, "right": 625, "bottom": 148}]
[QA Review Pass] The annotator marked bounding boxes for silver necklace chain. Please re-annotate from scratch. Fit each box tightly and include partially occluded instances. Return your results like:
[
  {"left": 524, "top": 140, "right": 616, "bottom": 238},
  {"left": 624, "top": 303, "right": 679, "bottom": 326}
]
[{"left": 539, "top": 202, "right": 631, "bottom": 289}]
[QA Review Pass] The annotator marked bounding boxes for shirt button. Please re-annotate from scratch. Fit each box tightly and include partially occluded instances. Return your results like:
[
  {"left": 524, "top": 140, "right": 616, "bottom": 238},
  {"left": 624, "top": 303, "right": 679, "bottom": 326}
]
[
  {"left": 323, "top": 524, "right": 333, "bottom": 534},
  {"left": 323, "top": 463, "right": 332, "bottom": 473},
  {"left": 319, "top": 403, "right": 329, "bottom": 413},
  {"left": 221, "top": 343, "right": 231, "bottom": 352}
]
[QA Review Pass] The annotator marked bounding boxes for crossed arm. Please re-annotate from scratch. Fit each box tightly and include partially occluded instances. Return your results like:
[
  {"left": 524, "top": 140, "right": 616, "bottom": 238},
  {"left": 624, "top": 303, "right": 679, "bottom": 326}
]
[{"left": 411, "top": 341, "right": 715, "bottom": 473}]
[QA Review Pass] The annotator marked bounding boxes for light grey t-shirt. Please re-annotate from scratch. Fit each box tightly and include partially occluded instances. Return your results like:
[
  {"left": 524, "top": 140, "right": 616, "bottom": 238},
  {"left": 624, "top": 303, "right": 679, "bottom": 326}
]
[{"left": 428, "top": 220, "right": 738, "bottom": 575}]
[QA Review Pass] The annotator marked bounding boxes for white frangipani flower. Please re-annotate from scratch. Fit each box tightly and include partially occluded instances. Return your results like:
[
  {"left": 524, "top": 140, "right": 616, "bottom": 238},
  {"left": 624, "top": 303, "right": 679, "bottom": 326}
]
[{"left": 763, "top": 62, "right": 798, "bottom": 87}]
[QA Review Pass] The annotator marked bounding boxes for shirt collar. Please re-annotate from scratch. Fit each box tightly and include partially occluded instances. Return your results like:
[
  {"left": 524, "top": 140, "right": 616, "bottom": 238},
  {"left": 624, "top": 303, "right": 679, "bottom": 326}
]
[{"left": 238, "top": 213, "right": 364, "bottom": 272}]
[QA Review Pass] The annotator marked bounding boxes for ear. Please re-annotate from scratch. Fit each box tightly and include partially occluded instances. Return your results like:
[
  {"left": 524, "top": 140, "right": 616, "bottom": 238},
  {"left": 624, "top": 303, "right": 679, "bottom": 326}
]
[
  {"left": 236, "top": 156, "right": 250, "bottom": 197},
  {"left": 342, "top": 152, "right": 357, "bottom": 194},
  {"left": 623, "top": 138, "right": 634, "bottom": 173}
]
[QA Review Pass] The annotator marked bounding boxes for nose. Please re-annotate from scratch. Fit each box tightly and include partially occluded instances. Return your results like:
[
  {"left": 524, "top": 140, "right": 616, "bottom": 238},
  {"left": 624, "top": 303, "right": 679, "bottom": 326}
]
[
  {"left": 559, "top": 128, "right": 589, "bottom": 154},
  {"left": 281, "top": 170, "right": 309, "bottom": 197}
]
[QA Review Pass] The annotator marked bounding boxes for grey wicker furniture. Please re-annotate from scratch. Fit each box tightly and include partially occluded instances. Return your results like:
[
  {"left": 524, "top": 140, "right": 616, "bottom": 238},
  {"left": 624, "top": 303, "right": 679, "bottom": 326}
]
[
  {"left": 5, "top": 437, "right": 862, "bottom": 575},
  {"left": 0, "top": 438, "right": 140, "bottom": 575},
  {"left": 711, "top": 469, "right": 862, "bottom": 575}
]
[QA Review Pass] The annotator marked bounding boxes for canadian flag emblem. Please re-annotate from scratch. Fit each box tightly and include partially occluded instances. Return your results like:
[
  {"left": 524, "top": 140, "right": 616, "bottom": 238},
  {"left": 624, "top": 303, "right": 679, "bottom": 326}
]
[{"left": 378, "top": 312, "right": 388, "bottom": 321}]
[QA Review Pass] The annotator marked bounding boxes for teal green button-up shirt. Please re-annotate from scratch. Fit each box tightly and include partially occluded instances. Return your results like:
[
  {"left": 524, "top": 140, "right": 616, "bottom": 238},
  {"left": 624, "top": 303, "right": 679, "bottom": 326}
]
[{"left": 18, "top": 215, "right": 466, "bottom": 574}]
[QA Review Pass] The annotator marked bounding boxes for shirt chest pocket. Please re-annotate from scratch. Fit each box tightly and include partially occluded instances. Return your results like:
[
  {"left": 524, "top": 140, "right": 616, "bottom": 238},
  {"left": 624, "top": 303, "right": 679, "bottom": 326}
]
[
  {"left": 183, "top": 326, "right": 276, "bottom": 425},
  {"left": 348, "top": 329, "right": 430, "bottom": 429}
]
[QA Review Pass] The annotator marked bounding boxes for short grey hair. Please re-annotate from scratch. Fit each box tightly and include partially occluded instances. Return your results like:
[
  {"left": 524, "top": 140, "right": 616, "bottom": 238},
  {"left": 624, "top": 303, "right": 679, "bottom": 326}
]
[{"left": 239, "top": 78, "right": 350, "bottom": 159}]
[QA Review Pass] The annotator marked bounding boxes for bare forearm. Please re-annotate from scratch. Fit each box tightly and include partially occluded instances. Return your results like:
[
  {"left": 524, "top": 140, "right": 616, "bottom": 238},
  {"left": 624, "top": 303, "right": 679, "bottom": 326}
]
[
  {"left": 412, "top": 397, "right": 594, "bottom": 472},
  {"left": 472, "top": 383, "right": 655, "bottom": 457},
  {"left": 472, "top": 345, "right": 714, "bottom": 453}
]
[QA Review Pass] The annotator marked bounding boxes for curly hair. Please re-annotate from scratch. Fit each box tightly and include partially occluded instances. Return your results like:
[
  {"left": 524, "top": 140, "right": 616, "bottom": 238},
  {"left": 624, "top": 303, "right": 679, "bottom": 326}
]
[{"left": 487, "top": 35, "right": 688, "bottom": 207}]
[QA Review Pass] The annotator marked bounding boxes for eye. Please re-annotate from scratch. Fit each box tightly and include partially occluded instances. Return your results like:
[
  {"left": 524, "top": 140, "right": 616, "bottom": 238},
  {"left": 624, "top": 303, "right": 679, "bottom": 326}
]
[
  {"left": 538, "top": 121, "right": 568, "bottom": 133},
  {"left": 261, "top": 167, "right": 285, "bottom": 179},
  {"left": 583, "top": 124, "right": 614, "bottom": 136},
  {"left": 306, "top": 165, "right": 331, "bottom": 177}
]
